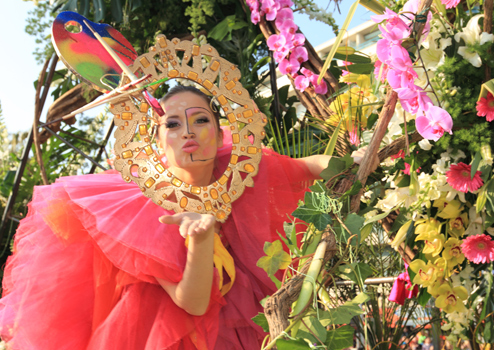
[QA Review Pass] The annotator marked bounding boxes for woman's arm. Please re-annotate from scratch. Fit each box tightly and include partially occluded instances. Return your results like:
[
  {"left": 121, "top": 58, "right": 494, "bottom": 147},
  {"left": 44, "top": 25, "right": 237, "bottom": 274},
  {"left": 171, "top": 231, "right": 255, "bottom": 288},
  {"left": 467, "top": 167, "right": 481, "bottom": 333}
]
[{"left": 156, "top": 212, "right": 216, "bottom": 316}]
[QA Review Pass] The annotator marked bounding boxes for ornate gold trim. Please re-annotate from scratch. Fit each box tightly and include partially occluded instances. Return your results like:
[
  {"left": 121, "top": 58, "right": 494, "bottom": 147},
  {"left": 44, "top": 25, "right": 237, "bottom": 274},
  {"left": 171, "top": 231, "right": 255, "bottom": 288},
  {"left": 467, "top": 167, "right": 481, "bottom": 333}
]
[{"left": 110, "top": 35, "right": 267, "bottom": 222}]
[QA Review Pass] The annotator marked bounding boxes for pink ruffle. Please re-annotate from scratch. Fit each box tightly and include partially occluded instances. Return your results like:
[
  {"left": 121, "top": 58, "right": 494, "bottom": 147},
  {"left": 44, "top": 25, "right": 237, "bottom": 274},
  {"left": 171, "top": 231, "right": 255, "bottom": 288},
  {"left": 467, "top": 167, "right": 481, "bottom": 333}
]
[{"left": 0, "top": 142, "right": 315, "bottom": 349}]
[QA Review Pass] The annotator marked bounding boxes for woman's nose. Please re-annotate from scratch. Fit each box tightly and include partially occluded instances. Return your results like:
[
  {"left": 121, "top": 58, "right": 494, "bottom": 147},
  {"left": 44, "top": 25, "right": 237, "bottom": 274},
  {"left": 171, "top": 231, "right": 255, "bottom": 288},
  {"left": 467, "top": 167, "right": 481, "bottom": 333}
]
[{"left": 182, "top": 128, "right": 196, "bottom": 139}]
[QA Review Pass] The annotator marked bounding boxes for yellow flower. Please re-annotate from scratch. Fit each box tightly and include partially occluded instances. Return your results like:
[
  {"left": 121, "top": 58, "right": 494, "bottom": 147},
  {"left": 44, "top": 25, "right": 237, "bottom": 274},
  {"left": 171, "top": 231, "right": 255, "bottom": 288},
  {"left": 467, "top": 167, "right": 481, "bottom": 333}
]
[
  {"left": 442, "top": 238, "right": 465, "bottom": 267},
  {"left": 448, "top": 213, "right": 468, "bottom": 238},
  {"left": 339, "top": 73, "right": 371, "bottom": 89},
  {"left": 427, "top": 277, "right": 447, "bottom": 298},
  {"left": 437, "top": 200, "right": 463, "bottom": 219},
  {"left": 390, "top": 220, "right": 413, "bottom": 251},
  {"left": 435, "top": 284, "right": 468, "bottom": 313},
  {"left": 415, "top": 218, "right": 441, "bottom": 237},
  {"left": 416, "top": 230, "right": 445, "bottom": 257},
  {"left": 409, "top": 260, "right": 438, "bottom": 287},
  {"left": 326, "top": 87, "right": 373, "bottom": 132}
]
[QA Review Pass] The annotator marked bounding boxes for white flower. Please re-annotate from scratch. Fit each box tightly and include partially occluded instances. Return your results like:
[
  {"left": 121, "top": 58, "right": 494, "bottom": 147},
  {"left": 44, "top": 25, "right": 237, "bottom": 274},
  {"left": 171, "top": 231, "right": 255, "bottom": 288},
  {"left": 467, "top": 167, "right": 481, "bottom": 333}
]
[
  {"left": 419, "top": 139, "right": 432, "bottom": 151},
  {"left": 455, "top": 15, "right": 494, "bottom": 67},
  {"left": 420, "top": 30, "right": 452, "bottom": 70}
]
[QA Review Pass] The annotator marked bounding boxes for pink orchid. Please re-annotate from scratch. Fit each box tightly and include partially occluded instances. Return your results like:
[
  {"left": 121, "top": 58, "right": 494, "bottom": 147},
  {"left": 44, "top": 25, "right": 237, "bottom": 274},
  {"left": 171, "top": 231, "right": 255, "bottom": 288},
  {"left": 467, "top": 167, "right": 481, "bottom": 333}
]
[
  {"left": 376, "top": 39, "right": 392, "bottom": 64},
  {"left": 273, "top": 47, "right": 290, "bottom": 62},
  {"left": 251, "top": 10, "right": 261, "bottom": 24},
  {"left": 300, "top": 67, "right": 313, "bottom": 78},
  {"left": 291, "top": 46, "right": 308, "bottom": 63},
  {"left": 309, "top": 74, "right": 328, "bottom": 95},
  {"left": 278, "top": 0, "right": 294, "bottom": 7},
  {"left": 396, "top": 85, "right": 433, "bottom": 114},
  {"left": 261, "top": 0, "right": 279, "bottom": 21},
  {"left": 373, "top": 9, "right": 410, "bottom": 37},
  {"left": 349, "top": 126, "right": 360, "bottom": 146},
  {"left": 415, "top": 105, "right": 453, "bottom": 141},
  {"left": 275, "top": 8, "right": 294, "bottom": 28},
  {"left": 441, "top": 0, "right": 460, "bottom": 9},
  {"left": 387, "top": 45, "right": 413, "bottom": 71},
  {"left": 294, "top": 75, "right": 310, "bottom": 91},
  {"left": 374, "top": 60, "right": 389, "bottom": 83},
  {"left": 278, "top": 19, "right": 298, "bottom": 34},
  {"left": 267, "top": 34, "right": 286, "bottom": 51},
  {"left": 387, "top": 67, "right": 418, "bottom": 89},
  {"left": 379, "top": 24, "right": 410, "bottom": 44},
  {"left": 291, "top": 33, "right": 305, "bottom": 47},
  {"left": 279, "top": 57, "right": 300, "bottom": 75},
  {"left": 246, "top": 0, "right": 259, "bottom": 11}
]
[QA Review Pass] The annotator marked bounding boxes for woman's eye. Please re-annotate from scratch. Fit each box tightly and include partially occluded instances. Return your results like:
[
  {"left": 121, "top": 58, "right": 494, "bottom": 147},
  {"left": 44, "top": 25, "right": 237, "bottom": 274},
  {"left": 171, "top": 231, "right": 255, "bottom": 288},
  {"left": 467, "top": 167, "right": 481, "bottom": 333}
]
[
  {"left": 165, "top": 121, "right": 180, "bottom": 129},
  {"left": 195, "top": 117, "right": 210, "bottom": 125}
]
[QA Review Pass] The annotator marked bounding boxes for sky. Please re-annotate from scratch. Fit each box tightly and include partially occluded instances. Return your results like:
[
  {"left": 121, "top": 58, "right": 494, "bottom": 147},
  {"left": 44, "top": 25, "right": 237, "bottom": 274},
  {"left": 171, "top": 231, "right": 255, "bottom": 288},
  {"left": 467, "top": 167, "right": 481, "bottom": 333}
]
[{"left": 0, "top": 0, "right": 373, "bottom": 134}]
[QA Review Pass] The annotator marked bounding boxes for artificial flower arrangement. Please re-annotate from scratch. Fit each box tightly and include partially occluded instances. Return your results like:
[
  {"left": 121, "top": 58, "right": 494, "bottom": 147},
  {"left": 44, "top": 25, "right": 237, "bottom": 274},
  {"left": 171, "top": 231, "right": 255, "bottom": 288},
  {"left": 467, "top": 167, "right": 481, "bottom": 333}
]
[{"left": 245, "top": 0, "right": 494, "bottom": 348}]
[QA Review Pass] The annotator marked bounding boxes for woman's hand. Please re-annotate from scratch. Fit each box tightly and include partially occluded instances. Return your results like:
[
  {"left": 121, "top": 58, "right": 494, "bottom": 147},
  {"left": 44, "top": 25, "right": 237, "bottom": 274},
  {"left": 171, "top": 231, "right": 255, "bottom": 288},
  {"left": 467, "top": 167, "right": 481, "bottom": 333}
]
[
  {"left": 157, "top": 212, "right": 216, "bottom": 316},
  {"left": 159, "top": 212, "right": 215, "bottom": 241}
]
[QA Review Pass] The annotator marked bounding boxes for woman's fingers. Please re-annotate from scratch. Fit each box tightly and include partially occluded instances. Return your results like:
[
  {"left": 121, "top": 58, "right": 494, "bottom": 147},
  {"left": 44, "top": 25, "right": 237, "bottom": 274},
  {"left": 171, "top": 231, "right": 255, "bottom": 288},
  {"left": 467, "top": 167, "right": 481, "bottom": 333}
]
[{"left": 159, "top": 213, "right": 215, "bottom": 238}]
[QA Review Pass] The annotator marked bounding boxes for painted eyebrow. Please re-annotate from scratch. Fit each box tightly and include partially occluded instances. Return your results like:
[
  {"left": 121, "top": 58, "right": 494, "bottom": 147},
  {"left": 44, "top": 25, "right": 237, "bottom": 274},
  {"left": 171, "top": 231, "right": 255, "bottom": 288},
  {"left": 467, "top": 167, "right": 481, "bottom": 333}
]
[{"left": 185, "top": 107, "right": 212, "bottom": 118}]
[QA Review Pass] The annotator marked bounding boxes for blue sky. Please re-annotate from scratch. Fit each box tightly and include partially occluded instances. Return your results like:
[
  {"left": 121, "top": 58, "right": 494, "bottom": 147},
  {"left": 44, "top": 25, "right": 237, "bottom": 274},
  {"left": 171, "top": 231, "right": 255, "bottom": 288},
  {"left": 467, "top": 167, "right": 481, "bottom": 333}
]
[{"left": 0, "top": 0, "right": 373, "bottom": 134}]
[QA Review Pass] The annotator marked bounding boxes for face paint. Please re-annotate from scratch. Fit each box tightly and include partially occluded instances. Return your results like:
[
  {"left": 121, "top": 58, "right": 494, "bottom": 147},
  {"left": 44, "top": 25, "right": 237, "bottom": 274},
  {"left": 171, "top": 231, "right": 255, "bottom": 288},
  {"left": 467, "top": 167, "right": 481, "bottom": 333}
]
[{"left": 157, "top": 92, "right": 223, "bottom": 170}]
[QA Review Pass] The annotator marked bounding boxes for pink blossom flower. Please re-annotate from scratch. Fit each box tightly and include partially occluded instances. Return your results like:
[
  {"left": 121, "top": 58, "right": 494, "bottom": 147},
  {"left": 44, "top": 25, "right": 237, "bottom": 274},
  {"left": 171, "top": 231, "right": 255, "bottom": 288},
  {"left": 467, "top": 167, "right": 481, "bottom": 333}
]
[
  {"left": 309, "top": 74, "right": 328, "bottom": 94},
  {"left": 446, "top": 162, "right": 483, "bottom": 193},
  {"left": 267, "top": 34, "right": 286, "bottom": 51},
  {"left": 390, "top": 150, "right": 420, "bottom": 175},
  {"left": 374, "top": 60, "right": 389, "bottom": 83},
  {"left": 250, "top": 10, "right": 261, "bottom": 24},
  {"left": 291, "top": 46, "right": 308, "bottom": 63},
  {"left": 441, "top": 0, "right": 461, "bottom": 9},
  {"left": 461, "top": 234, "right": 494, "bottom": 264},
  {"left": 387, "top": 45, "right": 413, "bottom": 71},
  {"left": 261, "top": 0, "right": 279, "bottom": 21},
  {"left": 273, "top": 47, "right": 289, "bottom": 62},
  {"left": 246, "top": 0, "right": 259, "bottom": 11},
  {"left": 376, "top": 39, "right": 392, "bottom": 63},
  {"left": 294, "top": 74, "right": 309, "bottom": 91},
  {"left": 279, "top": 57, "right": 300, "bottom": 75},
  {"left": 396, "top": 86, "right": 433, "bottom": 115},
  {"left": 379, "top": 24, "right": 410, "bottom": 43},
  {"left": 389, "top": 263, "right": 418, "bottom": 305},
  {"left": 415, "top": 105, "right": 453, "bottom": 141},
  {"left": 278, "top": 0, "right": 294, "bottom": 7},
  {"left": 300, "top": 67, "right": 313, "bottom": 78},
  {"left": 291, "top": 33, "right": 305, "bottom": 47},
  {"left": 387, "top": 67, "right": 418, "bottom": 89},
  {"left": 476, "top": 92, "right": 494, "bottom": 122},
  {"left": 349, "top": 126, "right": 360, "bottom": 146},
  {"left": 278, "top": 19, "right": 298, "bottom": 34},
  {"left": 275, "top": 8, "right": 294, "bottom": 28}
]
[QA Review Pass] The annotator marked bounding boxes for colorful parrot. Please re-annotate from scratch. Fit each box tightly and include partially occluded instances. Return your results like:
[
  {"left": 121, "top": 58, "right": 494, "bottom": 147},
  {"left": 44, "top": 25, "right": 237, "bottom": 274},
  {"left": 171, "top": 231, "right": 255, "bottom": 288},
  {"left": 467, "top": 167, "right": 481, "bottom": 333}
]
[{"left": 52, "top": 11, "right": 138, "bottom": 92}]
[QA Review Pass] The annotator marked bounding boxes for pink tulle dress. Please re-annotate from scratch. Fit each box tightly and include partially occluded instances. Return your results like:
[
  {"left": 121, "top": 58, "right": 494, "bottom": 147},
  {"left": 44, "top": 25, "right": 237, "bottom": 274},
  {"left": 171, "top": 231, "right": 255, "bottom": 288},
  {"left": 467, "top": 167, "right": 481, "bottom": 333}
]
[{"left": 0, "top": 135, "right": 315, "bottom": 350}]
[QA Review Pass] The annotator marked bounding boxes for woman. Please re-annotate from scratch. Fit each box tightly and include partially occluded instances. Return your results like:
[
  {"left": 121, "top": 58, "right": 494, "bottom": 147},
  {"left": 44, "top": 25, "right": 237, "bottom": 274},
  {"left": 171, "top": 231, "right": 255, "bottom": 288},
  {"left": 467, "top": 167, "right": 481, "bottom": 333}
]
[{"left": 0, "top": 85, "right": 333, "bottom": 349}]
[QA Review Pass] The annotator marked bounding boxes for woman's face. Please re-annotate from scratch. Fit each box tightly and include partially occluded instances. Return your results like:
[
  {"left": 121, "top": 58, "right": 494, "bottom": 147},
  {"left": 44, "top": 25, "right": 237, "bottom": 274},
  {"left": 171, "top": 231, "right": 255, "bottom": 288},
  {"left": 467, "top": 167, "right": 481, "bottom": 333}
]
[{"left": 158, "top": 91, "right": 223, "bottom": 171}]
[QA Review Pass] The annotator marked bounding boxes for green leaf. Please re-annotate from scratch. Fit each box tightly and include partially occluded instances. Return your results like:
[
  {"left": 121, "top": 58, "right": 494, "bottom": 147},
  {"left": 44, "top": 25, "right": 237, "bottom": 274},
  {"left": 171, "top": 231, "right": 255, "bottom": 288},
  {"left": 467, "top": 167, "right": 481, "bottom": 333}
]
[
  {"left": 417, "top": 288, "right": 432, "bottom": 307},
  {"left": 61, "top": 0, "right": 78, "bottom": 12},
  {"left": 320, "top": 293, "right": 369, "bottom": 326},
  {"left": 208, "top": 16, "right": 231, "bottom": 41},
  {"left": 110, "top": 0, "right": 123, "bottom": 22},
  {"left": 471, "top": 151, "right": 482, "bottom": 179},
  {"left": 339, "top": 262, "right": 372, "bottom": 285},
  {"left": 251, "top": 313, "right": 270, "bottom": 332},
  {"left": 325, "top": 325, "right": 355, "bottom": 349},
  {"left": 93, "top": 0, "right": 106, "bottom": 22},
  {"left": 256, "top": 240, "right": 292, "bottom": 276},
  {"left": 339, "top": 63, "right": 374, "bottom": 74},
  {"left": 292, "top": 206, "right": 332, "bottom": 231},
  {"left": 298, "top": 316, "right": 327, "bottom": 342},
  {"left": 324, "top": 117, "right": 343, "bottom": 156},
  {"left": 320, "top": 157, "right": 349, "bottom": 181},
  {"left": 131, "top": 0, "right": 142, "bottom": 10},
  {"left": 360, "top": 223, "right": 372, "bottom": 242},
  {"left": 309, "top": 181, "right": 327, "bottom": 193},
  {"left": 333, "top": 52, "right": 371, "bottom": 64},
  {"left": 276, "top": 338, "right": 311, "bottom": 350},
  {"left": 343, "top": 213, "right": 365, "bottom": 244},
  {"left": 367, "top": 113, "right": 379, "bottom": 129},
  {"left": 0, "top": 170, "right": 16, "bottom": 198}
]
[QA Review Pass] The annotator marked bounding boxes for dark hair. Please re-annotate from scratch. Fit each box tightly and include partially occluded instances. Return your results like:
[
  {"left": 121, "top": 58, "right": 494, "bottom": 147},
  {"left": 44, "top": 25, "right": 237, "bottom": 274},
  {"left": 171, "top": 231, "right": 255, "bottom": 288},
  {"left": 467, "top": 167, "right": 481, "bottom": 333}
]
[{"left": 160, "top": 85, "right": 221, "bottom": 130}]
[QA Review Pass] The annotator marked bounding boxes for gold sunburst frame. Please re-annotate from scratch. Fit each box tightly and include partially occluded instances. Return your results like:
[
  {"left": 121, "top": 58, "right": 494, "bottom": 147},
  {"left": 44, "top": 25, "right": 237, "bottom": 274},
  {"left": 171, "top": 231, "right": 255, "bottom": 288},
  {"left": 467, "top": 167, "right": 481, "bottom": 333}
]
[{"left": 110, "top": 35, "right": 267, "bottom": 223}]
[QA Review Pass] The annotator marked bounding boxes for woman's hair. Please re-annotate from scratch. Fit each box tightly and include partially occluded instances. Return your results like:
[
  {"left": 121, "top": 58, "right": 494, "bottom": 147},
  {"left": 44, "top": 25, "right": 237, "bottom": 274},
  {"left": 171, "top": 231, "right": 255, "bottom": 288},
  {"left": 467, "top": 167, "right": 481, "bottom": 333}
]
[{"left": 160, "top": 85, "right": 221, "bottom": 130}]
